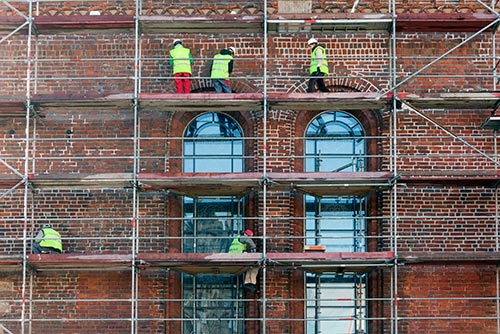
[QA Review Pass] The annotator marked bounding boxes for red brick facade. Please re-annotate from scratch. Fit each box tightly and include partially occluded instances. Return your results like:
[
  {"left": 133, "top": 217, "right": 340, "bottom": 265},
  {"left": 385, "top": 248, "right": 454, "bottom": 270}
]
[{"left": 1, "top": 1, "right": 500, "bottom": 333}]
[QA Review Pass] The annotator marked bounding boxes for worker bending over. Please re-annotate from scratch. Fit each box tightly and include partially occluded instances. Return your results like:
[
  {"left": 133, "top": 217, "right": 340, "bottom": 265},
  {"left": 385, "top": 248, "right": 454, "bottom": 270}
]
[
  {"left": 229, "top": 229, "right": 260, "bottom": 293},
  {"left": 32, "top": 223, "right": 63, "bottom": 254},
  {"left": 210, "top": 47, "right": 236, "bottom": 93}
]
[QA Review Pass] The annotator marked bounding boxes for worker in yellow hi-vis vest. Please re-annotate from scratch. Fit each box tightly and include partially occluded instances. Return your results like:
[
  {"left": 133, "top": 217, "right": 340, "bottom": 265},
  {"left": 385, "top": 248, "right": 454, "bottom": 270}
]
[
  {"left": 228, "top": 229, "right": 259, "bottom": 294},
  {"left": 169, "top": 39, "right": 194, "bottom": 94},
  {"left": 32, "top": 223, "right": 63, "bottom": 254},
  {"left": 210, "top": 47, "right": 236, "bottom": 93},
  {"left": 307, "top": 37, "right": 331, "bottom": 93}
]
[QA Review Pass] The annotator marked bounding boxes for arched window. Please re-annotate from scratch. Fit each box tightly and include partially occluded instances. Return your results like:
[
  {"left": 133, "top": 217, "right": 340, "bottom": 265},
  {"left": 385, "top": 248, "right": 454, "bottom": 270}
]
[
  {"left": 305, "top": 110, "right": 365, "bottom": 173},
  {"left": 182, "top": 112, "right": 245, "bottom": 334},
  {"left": 305, "top": 111, "right": 367, "bottom": 334},
  {"left": 184, "top": 112, "right": 243, "bottom": 173}
]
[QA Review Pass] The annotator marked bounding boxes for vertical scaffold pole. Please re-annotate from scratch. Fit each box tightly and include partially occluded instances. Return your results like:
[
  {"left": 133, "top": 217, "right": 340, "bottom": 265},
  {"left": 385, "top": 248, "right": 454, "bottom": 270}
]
[
  {"left": 493, "top": 0, "right": 499, "bottom": 313},
  {"left": 495, "top": 127, "right": 499, "bottom": 334},
  {"left": 389, "top": 1, "right": 398, "bottom": 334},
  {"left": 131, "top": 0, "right": 142, "bottom": 332},
  {"left": 21, "top": 0, "right": 34, "bottom": 333},
  {"left": 262, "top": 0, "right": 269, "bottom": 333}
]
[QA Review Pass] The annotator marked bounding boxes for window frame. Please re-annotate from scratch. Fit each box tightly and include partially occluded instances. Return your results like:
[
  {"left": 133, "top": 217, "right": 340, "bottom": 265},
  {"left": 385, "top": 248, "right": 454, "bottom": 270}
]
[
  {"left": 304, "top": 110, "right": 369, "bottom": 334},
  {"left": 181, "top": 112, "right": 247, "bottom": 334}
]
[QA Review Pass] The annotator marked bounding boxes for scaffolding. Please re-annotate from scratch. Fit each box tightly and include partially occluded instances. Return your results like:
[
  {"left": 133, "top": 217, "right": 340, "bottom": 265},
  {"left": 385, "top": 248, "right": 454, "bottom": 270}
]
[{"left": 1, "top": 0, "right": 500, "bottom": 333}]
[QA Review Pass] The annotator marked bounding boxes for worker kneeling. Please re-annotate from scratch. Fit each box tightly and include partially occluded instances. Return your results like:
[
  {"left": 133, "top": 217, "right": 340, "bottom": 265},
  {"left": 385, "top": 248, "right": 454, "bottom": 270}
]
[
  {"left": 32, "top": 223, "right": 63, "bottom": 254},
  {"left": 228, "top": 229, "right": 259, "bottom": 294}
]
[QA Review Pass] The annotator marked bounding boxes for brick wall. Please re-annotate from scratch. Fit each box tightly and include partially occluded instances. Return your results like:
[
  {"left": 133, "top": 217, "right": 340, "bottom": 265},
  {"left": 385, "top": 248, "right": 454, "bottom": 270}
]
[
  {"left": 0, "top": 36, "right": 28, "bottom": 96},
  {"left": 383, "top": 186, "right": 497, "bottom": 252},
  {"left": 1, "top": 1, "right": 499, "bottom": 334},
  {"left": 1, "top": 31, "right": 495, "bottom": 96},
  {"left": 382, "top": 109, "right": 497, "bottom": 172},
  {"left": 392, "top": 264, "right": 497, "bottom": 334},
  {"left": 4, "top": 1, "right": 494, "bottom": 17}
]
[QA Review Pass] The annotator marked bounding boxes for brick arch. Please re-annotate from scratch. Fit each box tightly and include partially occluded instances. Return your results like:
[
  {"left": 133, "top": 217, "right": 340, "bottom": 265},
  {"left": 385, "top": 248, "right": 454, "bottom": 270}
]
[
  {"left": 435, "top": 5, "right": 474, "bottom": 14},
  {"left": 292, "top": 84, "right": 383, "bottom": 173},
  {"left": 145, "top": 4, "right": 264, "bottom": 16},
  {"left": 190, "top": 78, "right": 259, "bottom": 93},
  {"left": 286, "top": 76, "right": 381, "bottom": 94},
  {"left": 168, "top": 110, "right": 257, "bottom": 173},
  {"left": 316, "top": 3, "right": 386, "bottom": 14}
]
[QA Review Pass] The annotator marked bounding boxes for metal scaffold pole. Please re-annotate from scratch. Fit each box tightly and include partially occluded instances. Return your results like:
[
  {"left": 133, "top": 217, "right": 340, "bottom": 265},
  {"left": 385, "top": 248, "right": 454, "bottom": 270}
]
[
  {"left": 0, "top": 0, "right": 499, "bottom": 331},
  {"left": 20, "top": 0, "right": 34, "bottom": 332},
  {"left": 377, "top": 16, "right": 500, "bottom": 100},
  {"left": 489, "top": 8, "right": 499, "bottom": 332},
  {"left": 262, "top": 0, "right": 269, "bottom": 333},
  {"left": 131, "top": 0, "right": 142, "bottom": 332},
  {"left": 494, "top": 89, "right": 499, "bottom": 334},
  {"left": 496, "top": 172, "right": 499, "bottom": 334},
  {"left": 388, "top": 1, "right": 398, "bottom": 334}
]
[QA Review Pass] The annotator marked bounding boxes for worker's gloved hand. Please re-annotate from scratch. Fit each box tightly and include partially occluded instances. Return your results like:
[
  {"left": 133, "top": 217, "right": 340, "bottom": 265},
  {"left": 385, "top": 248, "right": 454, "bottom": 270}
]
[{"left": 251, "top": 248, "right": 256, "bottom": 253}]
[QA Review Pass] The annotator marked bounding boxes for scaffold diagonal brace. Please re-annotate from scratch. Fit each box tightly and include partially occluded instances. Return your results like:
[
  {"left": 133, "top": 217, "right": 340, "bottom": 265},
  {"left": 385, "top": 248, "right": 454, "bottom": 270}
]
[
  {"left": 0, "top": 155, "right": 24, "bottom": 178},
  {"left": 400, "top": 99, "right": 500, "bottom": 166}
]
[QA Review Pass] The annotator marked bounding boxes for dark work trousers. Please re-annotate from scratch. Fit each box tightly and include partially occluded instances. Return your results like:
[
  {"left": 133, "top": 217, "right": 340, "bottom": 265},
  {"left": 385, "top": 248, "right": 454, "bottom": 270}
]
[
  {"left": 307, "top": 72, "right": 330, "bottom": 92},
  {"left": 32, "top": 243, "right": 62, "bottom": 254}
]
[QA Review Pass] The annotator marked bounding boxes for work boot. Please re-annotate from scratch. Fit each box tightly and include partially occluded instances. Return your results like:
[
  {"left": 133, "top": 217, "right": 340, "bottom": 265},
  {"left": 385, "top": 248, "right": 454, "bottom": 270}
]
[{"left": 243, "top": 283, "right": 259, "bottom": 294}]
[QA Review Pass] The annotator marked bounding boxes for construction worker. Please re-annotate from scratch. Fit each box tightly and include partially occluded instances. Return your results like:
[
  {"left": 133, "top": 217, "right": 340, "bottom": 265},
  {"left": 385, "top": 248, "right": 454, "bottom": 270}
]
[
  {"left": 307, "top": 37, "right": 330, "bottom": 93},
  {"left": 32, "top": 223, "right": 63, "bottom": 254},
  {"left": 169, "top": 39, "right": 194, "bottom": 94},
  {"left": 210, "top": 47, "right": 235, "bottom": 93},
  {"left": 228, "top": 229, "right": 259, "bottom": 293}
]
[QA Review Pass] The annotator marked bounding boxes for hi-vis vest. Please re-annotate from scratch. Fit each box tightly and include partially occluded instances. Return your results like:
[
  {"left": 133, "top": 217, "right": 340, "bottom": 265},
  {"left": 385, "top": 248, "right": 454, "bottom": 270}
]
[
  {"left": 39, "top": 228, "right": 62, "bottom": 252},
  {"left": 228, "top": 237, "right": 246, "bottom": 253},
  {"left": 170, "top": 46, "right": 192, "bottom": 74},
  {"left": 309, "top": 45, "right": 329, "bottom": 75},
  {"left": 211, "top": 54, "right": 232, "bottom": 79}
]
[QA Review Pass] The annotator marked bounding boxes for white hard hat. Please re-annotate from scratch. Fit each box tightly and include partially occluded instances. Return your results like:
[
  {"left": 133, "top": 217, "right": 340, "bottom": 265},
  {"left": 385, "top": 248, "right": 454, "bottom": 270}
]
[
  {"left": 307, "top": 38, "right": 318, "bottom": 45},
  {"left": 173, "top": 39, "right": 182, "bottom": 46},
  {"left": 228, "top": 46, "right": 236, "bottom": 55}
]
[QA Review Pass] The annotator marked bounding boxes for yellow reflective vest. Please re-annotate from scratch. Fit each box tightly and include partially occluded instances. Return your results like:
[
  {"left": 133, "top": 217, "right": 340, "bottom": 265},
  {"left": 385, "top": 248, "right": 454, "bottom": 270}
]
[
  {"left": 169, "top": 46, "right": 192, "bottom": 74},
  {"left": 309, "top": 45, "right": 329, "bottom": 75},
  {"left": 228, "top": 237, "right": 246, "bottom": 253},
  {"left": 211, "top": 54, "right": 233, "bottom": 79},
  {"left": 39, "top": 228, "right": 62, "bottom": 252}
]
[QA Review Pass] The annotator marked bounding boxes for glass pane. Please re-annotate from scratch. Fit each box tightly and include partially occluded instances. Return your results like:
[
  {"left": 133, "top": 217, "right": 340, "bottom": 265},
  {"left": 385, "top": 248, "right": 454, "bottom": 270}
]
[
  {"left": 185, "top": 142, "right": 194, "bottom": 155},
  {"left": 193, "top": 141, "right": 238, "bottom": 155},
  {"left": 305, "top": 112, "right": 368, "bottom": 334},
  {"left": 183, "top": 198, "right": 242, "bottom": 253},
  {"left": 184, "top": 159, "right": 194, "bottom": 173},
  {"left": 305, "top": 196, "right": 365, "bottom": 253},
  {"left": 306, "top": 275, "right": 366, "bottom": 334},
  {"left": 232, "top": 160, "right": 243, "bottom": 172},
  {"left": 193, "top": 158, "right": 240, "bottom": 173},
  {"left": 182, "top": 113, "right": 245, "bottom": 334},
  {"left": 183, "top": 112, "right": 243, "bottom": 173},
  {"left": 305, "top": 111, "right": 365, "bottom": 173},
  {"left": 183, "top": 274, "right": 244, "bottom": 334}
]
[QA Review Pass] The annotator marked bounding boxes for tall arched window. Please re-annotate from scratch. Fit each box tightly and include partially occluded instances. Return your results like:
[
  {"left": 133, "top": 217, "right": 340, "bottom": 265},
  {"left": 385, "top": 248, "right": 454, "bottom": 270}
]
[
  {"left": 182, "top": 112, "right": 245, "bottom": 334},
  {"left": 184, "top": 112, "right": 243, "bottom": 173},
  {"left": 305, "top": 110, "right": 365, "bottom": 173},
  {"left": 305, "top": 111, "right": 367, "bottom": 334}
]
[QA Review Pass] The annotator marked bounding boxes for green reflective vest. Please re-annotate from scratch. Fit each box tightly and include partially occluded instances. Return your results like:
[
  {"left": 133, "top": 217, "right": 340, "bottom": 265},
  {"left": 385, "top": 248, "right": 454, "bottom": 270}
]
[
  {"left": 39, "top": 228, "right": 62, "bottom": 252},
  {"left": 170, "top": 46, "right": 192, "bottom": 74},
  {"left": 228, "top": 237, "right": 246, "bottom": 253},
  {"left": 309, "top": 45, "right": 329, "bottom": 75},
  {"left": 211, "top": 54, "right": 232, "bottom": 79}
]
